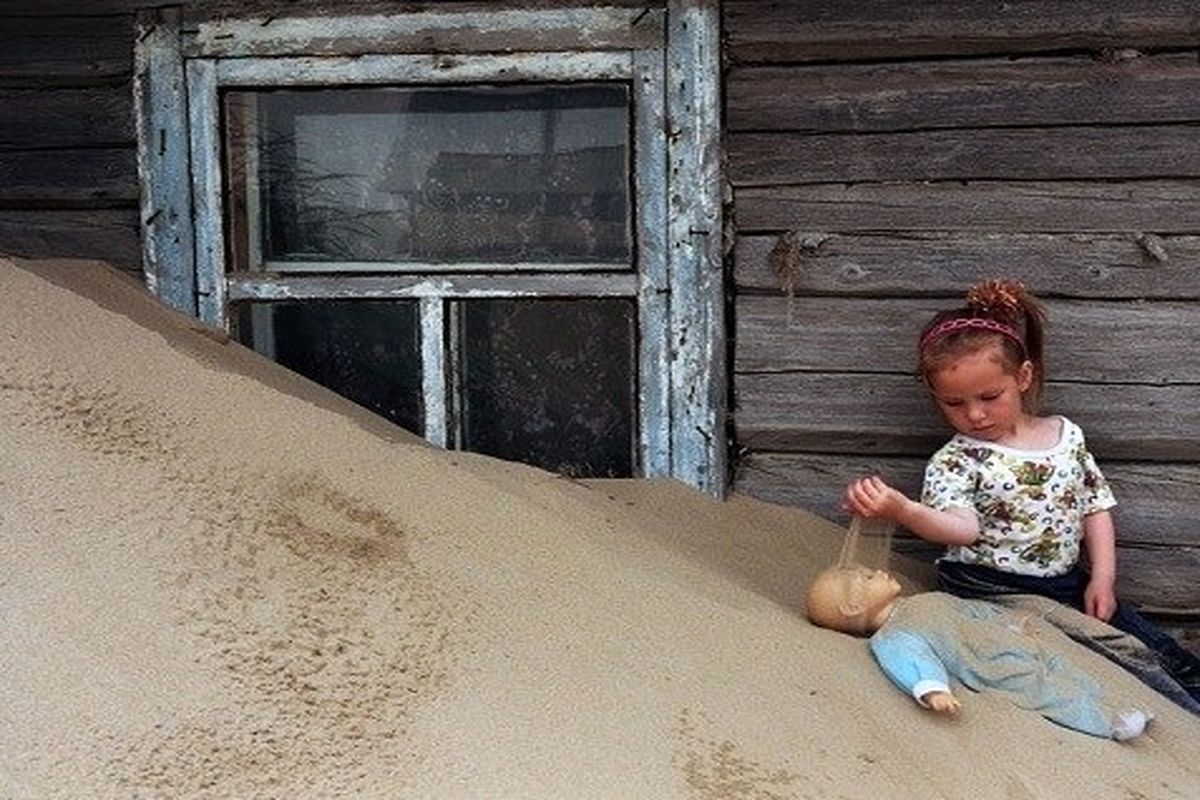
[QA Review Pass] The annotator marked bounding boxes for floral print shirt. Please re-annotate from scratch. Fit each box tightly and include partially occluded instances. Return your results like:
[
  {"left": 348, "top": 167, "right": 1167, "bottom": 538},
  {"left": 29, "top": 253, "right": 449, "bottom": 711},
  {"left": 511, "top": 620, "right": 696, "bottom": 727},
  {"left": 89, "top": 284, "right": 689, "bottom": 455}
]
[{"left": 921, "top": 417, "right": 1116, "bottom": 577}]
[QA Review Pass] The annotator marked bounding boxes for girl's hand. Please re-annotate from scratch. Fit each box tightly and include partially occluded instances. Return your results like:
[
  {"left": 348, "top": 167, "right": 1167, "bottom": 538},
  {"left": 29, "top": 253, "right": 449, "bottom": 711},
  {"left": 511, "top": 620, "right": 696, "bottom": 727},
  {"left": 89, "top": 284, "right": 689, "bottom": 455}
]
[
  {"left": 844, "top": 476, "right": 909, "bottom": 521},
  {"left": 1084, "top": 577, "right": 1117, "bottom": 622}
]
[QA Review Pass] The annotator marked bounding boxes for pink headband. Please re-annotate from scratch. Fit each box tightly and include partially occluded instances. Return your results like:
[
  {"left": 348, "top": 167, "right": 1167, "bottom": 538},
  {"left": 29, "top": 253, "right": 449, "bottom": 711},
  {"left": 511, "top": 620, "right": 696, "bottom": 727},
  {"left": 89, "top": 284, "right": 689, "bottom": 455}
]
[{"left": 919, "top": 317, "right": 1025, "bottom": 354}]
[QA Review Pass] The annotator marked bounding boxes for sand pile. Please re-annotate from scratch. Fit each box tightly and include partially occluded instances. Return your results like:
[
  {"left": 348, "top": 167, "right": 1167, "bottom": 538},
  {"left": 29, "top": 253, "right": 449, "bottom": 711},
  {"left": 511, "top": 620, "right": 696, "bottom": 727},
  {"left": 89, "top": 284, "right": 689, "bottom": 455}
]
[{"left": 2, "top": 258, "right": 1198, "bottom": 799}]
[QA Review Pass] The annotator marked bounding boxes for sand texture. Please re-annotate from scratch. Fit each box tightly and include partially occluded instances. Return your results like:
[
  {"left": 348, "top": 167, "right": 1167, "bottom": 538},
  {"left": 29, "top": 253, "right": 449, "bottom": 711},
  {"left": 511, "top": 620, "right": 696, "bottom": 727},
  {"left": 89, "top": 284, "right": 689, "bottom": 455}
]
[{"left": 2, "top": 258, "right": 1199, "bottom": 799}]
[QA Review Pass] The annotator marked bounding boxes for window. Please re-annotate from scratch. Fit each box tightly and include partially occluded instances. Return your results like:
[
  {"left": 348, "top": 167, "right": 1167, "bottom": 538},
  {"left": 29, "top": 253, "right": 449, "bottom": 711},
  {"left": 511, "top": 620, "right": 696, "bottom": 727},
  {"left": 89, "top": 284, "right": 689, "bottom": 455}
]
[{"left": 135, "top": 4, "right": 725, "bottom": 492}]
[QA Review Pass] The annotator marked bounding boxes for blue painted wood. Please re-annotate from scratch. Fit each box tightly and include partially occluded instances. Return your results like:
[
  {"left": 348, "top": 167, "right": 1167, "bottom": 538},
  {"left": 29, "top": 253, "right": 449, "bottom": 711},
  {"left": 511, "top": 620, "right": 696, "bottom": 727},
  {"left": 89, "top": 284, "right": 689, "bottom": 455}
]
[
  {"left": 420, "top": 297, "right": 448, "bottom": 448},
  {"left": 134, "top": 8, "right": 196, "bottom": 315},
  {"left": 667, "top": 0, "right": 726, "bottom": 497},
  {"left": 214, "top": 51, "right": 633, "bottom": 86},
  {"left": 185, "top": 58, "right": 227, "bottom": 327},
  {"left": 226, "top": 274, "right": 641, "bottom": 301},
  {"left": 634, "top": 46, "right": 672, "bottom": 479},
  {"left": 185, "top": 8, "right": 664, "bottom": 58}
]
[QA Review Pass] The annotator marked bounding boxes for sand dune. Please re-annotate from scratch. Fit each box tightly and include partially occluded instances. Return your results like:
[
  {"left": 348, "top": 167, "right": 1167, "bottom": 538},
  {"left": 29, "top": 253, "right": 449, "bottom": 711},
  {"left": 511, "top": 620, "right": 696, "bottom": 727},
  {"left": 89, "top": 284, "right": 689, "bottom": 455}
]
[{"left": 2, "top": 258, "right": 1198, "bottom": 799}]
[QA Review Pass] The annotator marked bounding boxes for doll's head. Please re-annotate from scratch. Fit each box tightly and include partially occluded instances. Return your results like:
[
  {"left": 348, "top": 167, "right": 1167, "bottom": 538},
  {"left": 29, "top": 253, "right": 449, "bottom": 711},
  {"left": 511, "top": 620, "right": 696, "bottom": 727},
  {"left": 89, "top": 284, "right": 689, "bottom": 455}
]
[{"left": 805, "top": 565, "right": 903, "bottom": 636}]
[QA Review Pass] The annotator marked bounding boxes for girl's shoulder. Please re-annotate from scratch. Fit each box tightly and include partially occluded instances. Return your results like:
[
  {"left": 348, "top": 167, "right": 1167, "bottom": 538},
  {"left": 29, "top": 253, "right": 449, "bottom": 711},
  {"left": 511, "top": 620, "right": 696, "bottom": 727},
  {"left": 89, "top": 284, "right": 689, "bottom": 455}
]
[{"left": 1054, "top": 416, "right": 1088, "bottom": 446}]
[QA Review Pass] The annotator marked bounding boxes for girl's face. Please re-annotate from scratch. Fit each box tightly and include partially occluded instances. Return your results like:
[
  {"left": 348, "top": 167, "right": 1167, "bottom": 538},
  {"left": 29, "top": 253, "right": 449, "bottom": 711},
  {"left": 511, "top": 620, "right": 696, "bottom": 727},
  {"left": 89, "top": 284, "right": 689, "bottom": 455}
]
[{"left": 927, "top": 344, "right": 1033, "bottom": 443}]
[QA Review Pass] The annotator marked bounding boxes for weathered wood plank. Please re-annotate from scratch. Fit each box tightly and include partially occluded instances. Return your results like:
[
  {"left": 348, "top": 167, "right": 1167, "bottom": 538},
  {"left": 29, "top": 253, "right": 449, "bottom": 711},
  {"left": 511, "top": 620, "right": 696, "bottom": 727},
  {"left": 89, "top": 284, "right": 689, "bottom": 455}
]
[
  {"left": 734, "top": 181, "right": 1200, "bottom": 233},
  {"left": 728, "top": 53, "right": 1200, "bottom": 133},
  {"left": 734, "top": 295, "right": 1200, "bottom": 383},
  {"left": 734, "top": 372, "right": 1200, "bottom": 462},
  {"left": 0, "top": 87, "right": 132, "bottom": 148},
  {"left": 184, "top": 0, "right": 659, "bottom": 22},
  {"left": 135, "top": 7, "right": 196, "bottom": 315},
  {"left": 0, "top": 1, "right": 151, "bottom": 13},
  {"left": 724, "top": 0, "right": 1200, "bottom": 64},
  {"left": 633, "top": 46, "right": 671, "bottom": 479},
  {"left": 1096, "top": 546, "right": 1200, "bottom": 614},
  {"left": 734, "top": 232, "right": 1200, "bottom": 300},
  {"left": 213, "top": 51, "right": 634, "bottom": 86},
  {"left": 0, "top": 148, "right": 137, "bottom": 204},
  {"left": 183, "top": 6, "right": 664, "bottom": 57},
  {"left": 733, "top": 452, "right": 1200, "bottom": 586},
  {"left": 0, "top": 209, "right": 141, "bottom": 268},
  {"left": 0, "top": 16, "right": 133, "bottom": 84},
  {"left": 185, "top": 58, "right": 226, "bottom": 326},
  {"left": 227, "top": 272, "right": 639, "bottom": 300},
  {"left": 666, "top": 0, "right": 725, "bottom": 496},
  {"left": 729, "top": 126, "right": 1200, "bottom": 185}
]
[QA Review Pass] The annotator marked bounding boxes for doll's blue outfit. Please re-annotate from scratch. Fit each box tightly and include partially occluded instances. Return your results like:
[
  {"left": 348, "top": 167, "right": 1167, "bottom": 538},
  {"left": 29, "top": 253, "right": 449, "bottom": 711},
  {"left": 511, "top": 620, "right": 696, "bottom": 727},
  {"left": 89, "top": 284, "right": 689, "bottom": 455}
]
[{"left": 870, "top": 592, "right": 1132, "bottom": 738}]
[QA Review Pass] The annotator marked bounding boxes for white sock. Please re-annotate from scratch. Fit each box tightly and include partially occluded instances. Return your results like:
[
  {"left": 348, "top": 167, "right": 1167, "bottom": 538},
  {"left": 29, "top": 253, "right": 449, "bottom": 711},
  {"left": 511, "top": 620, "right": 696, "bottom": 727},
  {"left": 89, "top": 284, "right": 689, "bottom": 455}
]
[{"left": 1112, "top": 709, "right": 1154, "bottom": 741}]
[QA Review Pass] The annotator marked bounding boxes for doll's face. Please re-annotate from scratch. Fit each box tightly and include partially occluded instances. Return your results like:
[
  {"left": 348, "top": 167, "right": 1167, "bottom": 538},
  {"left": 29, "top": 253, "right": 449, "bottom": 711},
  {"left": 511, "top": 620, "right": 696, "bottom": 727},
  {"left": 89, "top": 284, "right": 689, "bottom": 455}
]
[{"left": 842, "top": 567, "right": 903, "bottom": 613}]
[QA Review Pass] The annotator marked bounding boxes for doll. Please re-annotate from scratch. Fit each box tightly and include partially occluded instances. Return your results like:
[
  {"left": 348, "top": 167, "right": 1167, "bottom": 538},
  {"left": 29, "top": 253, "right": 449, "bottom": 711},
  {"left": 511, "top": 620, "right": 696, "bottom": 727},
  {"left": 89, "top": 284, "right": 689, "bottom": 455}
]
[{"left": 805, "top": 565, "right": 1153, "bottom": 740}]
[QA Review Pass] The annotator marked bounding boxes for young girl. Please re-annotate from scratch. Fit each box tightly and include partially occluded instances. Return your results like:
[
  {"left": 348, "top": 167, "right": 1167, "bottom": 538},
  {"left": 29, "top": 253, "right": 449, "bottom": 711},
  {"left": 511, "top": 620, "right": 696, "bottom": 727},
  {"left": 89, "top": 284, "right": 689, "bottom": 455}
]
[{"left": 843, "top": 279, "right": 1200, "bottom": 711}]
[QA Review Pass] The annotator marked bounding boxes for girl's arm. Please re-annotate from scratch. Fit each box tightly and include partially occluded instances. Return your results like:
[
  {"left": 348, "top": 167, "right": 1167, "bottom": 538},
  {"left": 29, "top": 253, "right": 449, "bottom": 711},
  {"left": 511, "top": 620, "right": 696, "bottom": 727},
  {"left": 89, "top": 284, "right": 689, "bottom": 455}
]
[
  {"left": 1082, "top": 510, "right": 1118, "bottom": 621},
  {"left": 844, "top": 476, "right": 979, "bottom": 547}
]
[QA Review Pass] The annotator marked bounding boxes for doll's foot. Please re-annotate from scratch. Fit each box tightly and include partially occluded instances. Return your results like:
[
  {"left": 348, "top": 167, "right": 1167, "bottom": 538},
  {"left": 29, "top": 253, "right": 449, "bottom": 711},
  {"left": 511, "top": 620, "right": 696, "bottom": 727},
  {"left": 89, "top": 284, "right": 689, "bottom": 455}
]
[{"left": 1112, "top": 709, "right": 1154, "bottom": 741}]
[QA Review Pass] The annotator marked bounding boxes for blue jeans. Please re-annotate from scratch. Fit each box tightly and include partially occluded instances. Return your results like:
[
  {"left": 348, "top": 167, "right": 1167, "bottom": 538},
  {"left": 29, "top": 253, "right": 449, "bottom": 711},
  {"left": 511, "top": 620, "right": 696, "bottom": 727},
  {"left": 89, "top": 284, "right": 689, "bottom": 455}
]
[{"left": 937, "top": 561, "right": 1200, "bottom": 715}]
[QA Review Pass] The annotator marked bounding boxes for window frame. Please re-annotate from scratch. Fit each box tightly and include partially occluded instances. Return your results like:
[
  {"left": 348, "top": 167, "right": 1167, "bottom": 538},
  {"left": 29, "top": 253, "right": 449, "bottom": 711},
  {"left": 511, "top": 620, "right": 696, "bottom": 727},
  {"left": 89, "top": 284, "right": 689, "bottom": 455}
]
[{"left": 134, "top": 2, "right": 725, "bottom": 495}]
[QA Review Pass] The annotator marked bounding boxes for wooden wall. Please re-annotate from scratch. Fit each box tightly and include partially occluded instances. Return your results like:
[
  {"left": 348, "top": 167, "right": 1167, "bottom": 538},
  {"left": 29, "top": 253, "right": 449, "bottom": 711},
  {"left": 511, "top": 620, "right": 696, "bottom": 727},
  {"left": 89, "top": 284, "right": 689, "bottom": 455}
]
[
  {"left": 724, "top": 0, "right": 1200, "bottom": 620},
  {"left": 0, "top": 1, "right": 146, "bottom": 274}
]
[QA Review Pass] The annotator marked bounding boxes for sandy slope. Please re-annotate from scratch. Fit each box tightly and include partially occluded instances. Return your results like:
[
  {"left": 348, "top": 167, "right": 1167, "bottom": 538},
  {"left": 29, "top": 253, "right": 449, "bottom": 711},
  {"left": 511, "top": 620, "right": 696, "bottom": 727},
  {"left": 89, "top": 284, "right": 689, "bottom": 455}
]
[{"left": 2, "top": 258, "right": 1198, "bottom": 799}]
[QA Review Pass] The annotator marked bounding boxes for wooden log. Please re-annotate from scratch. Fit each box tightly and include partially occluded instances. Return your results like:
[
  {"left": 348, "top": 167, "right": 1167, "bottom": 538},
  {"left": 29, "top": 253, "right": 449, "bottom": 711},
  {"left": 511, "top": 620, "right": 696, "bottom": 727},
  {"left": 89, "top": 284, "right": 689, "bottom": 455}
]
[
  {"left": 724, "top": 0, "right": 1200, "bottom": 64},
  {"left": 733, "top": 452, "right": 1200, "bottom": 587},
  {"left": 734, "top": 295, "right": 1200, "bottom": 383},
  {"left": 0, "top": 148, "right": 138, "bottom": 204},
  {"left": 0, "top": 2, "right": 149, "bottom": 13},
  {"left": 0, "top": 16, "right": 133, "bottom": 84},
  {"left": 733, "top": 372, "right": 1200, "bottom": 462},
  {"left": 0, "top": 87, "right": 133, "bottom": 148},
  {"left": 729, "top": 125, "right": 1200, "bottom": 185},
  {"left": 734, "top": 181, "right": 1200, "bottom": 234},
  {"left": 182, "top": 5, "right": 663, "bottom": 57},
  {"left": 734, "top": 232, "right": 1200, "bottom": 300},
  {"left": 0, "top": 209, "right": 141, "bottom": 268},
  {"left": 728, "top": 53, "right": 1200, "bottom": 132},
  {"left": 184, "top": 0, "right": 658, "bottom": 21}
]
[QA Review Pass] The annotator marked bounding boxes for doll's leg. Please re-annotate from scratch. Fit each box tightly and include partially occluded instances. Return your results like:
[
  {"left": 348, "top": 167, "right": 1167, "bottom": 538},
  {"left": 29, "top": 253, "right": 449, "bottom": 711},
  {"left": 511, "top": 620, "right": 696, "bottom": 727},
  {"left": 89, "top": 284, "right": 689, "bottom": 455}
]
[
  {"left": 1013, "top": 638, "right": 1154, "bottom": 740},
  {"left": 1001, "top": 594, "right": 1200, "bottom": 716}
]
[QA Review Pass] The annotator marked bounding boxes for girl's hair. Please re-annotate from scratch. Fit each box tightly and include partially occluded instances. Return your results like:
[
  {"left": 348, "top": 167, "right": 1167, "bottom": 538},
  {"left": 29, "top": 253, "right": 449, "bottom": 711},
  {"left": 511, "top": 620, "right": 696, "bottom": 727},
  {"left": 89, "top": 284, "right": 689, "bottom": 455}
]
[{"left": 917, "top": 279, "right": 1048, "bottom": 410}]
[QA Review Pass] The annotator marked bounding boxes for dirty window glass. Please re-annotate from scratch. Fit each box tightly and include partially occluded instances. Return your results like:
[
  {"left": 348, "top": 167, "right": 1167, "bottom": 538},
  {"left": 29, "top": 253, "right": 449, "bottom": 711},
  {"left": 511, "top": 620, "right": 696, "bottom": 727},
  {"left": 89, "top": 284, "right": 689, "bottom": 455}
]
[
  {"left": 456, "top": 298, "right": 637, "bottom": 478},
  {"left": 232, "top": 300, "right": 423, "bottom": 434},
  {"left": 224, "top": 84, "right": 632, "bottom": 268}
]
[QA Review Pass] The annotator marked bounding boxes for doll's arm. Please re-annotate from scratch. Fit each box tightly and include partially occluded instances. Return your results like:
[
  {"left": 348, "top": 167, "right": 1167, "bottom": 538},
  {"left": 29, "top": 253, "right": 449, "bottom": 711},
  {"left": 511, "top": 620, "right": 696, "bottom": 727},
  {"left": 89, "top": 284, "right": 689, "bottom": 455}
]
[{"left": 869, "top": 630, "right": 959, "bottom": 714}]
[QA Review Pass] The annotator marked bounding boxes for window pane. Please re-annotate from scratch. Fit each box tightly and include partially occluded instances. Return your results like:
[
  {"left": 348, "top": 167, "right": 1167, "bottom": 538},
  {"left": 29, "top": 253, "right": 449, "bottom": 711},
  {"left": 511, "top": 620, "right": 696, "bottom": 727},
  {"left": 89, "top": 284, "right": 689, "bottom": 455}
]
[
  {"left": 232, "top": 300, "right": 423, "bottom": 434},
  {"left": 456, "top": 298, "right": 637, "bottom": 478},
  {"left": 223, "top": 84, "right": 631, "bottom": 268}
]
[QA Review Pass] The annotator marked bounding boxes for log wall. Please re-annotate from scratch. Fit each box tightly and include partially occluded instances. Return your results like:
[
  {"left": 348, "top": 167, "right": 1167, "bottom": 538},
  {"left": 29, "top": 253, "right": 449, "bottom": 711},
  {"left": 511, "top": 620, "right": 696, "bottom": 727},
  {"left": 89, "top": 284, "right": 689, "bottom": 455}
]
[
  {"left": 724, "top": 0, "right": 1200, "bottom": 620},
  {"left": 0, "top": 6, "right": 143, "bottom": 273}
]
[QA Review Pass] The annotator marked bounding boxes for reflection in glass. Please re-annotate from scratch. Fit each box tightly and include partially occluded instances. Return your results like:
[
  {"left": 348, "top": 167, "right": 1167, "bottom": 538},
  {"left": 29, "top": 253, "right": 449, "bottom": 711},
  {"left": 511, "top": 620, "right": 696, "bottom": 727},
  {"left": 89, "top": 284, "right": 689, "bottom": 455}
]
[
  {"left": 231, "top": 300, "right": 423, "bottom": 435},
  {"left": 456, "top": 298, "right": 637, "bottom": 478},
  {"left": 223, "top": 84, "right": 632, "bottom": 268}
]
